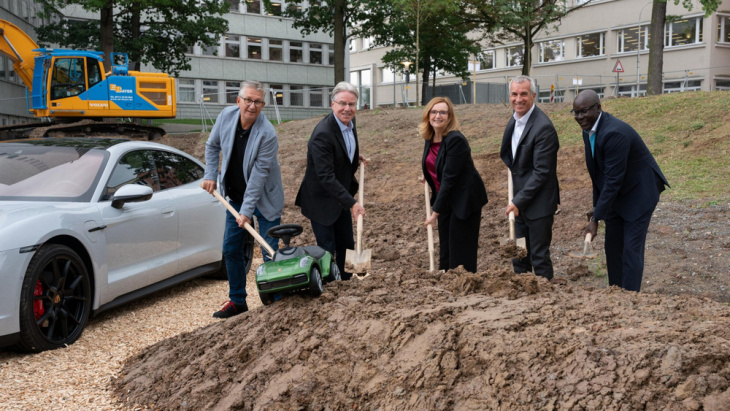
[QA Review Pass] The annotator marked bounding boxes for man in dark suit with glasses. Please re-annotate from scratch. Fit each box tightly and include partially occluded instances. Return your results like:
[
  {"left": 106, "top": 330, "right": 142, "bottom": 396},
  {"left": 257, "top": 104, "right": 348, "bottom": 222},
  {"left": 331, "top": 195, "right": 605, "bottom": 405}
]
[
  {"left": 296, "top": 81, "right": 367, "bottom": 280},
  {"left": 572, "top": 89, "right": 669, "bottom": 292}
]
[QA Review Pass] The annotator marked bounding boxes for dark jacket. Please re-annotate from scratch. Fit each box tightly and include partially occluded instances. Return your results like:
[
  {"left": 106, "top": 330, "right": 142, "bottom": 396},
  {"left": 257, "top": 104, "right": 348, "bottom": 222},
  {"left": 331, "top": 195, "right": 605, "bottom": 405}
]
[
  {"left": 422, "top": 130, "right": 488, "bottom": 219},
  {"left": 500, "top": 105, "right": 560, "bottom": 220},
  {"left": 296, "top": 112, "right": 360, "bottom": 226},
  {"left": 585, "top": 112, "right": 669, "bottom": 222}
]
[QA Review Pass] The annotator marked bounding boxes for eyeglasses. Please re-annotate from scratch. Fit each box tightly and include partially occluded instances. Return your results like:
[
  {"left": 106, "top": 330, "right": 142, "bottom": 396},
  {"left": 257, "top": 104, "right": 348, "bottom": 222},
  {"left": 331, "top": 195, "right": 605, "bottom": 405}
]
[
  {"left": 570, "top": 102, "right": 598, "bottom": 117},
  {"left": 430, "top": 110, "right": 449, "bottom": 117},
  {"left": 334, "top": 100, "right": 357, "bottom": 108},
  {"left": 239, "top": 97, "right": 265, "bottom": 108}
]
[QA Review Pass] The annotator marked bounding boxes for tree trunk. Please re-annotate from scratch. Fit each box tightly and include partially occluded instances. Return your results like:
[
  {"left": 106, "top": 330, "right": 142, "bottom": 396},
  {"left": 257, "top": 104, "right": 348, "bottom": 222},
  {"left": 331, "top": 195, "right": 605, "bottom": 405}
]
[
  {"left": 432, "top": 63, "right": 436, "bottom": 100},
  {"left": 646, "top": 0, "right": 666, "bottom": 96},
  {"left": 100, "top": 0, "right": 115, "bottom": 72},
  {"left": 333, "top": 0, "right": 346, "bottom": 84},
  {"left": 129, "top": 2, "right": 142, "bottom": 71},
  {"left": 421, "top": 63, "right": 430, "bottom": 105},
  {"left": 522, "top": 33, "right": 532, "bottom": 76}
]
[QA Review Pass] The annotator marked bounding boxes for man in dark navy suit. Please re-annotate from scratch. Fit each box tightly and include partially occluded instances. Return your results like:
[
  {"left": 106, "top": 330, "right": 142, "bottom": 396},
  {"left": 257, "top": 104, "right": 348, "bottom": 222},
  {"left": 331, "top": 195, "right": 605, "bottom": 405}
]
[
  {"left": 295, "top": 81, "right": 367, "bottom": 280},
  {"left": 572, "top": 90, "right": 669, "bottom": 292},
  {"left": 500, "top": 75, "right": 561, "bottom": 280}
]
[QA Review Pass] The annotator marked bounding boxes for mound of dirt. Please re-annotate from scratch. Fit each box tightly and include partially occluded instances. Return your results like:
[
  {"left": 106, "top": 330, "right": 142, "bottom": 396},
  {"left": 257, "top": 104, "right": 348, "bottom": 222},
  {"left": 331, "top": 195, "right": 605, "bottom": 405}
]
[
  {"left": 114, "top": 268, "right": 730, "bottom": 410},
  {"left": 120, "top": 101, "right": 730, "bottom": 409}
]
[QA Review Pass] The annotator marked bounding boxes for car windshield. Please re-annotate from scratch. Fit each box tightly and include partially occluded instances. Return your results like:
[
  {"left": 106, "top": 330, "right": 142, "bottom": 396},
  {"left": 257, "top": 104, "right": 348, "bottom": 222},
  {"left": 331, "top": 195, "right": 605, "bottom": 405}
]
[{"left": 0, "top": 144, "right": 106, "bottom": 202}]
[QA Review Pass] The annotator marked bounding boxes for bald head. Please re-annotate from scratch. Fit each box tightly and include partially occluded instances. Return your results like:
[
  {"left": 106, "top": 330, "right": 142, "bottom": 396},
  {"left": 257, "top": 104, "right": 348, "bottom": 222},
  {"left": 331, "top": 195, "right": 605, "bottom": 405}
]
[
  {"left": 572, "top": 90, "right": 602, "bottom": 131},
  {"left": 575, "top": 90, "right": 600, "bottom": 107}
]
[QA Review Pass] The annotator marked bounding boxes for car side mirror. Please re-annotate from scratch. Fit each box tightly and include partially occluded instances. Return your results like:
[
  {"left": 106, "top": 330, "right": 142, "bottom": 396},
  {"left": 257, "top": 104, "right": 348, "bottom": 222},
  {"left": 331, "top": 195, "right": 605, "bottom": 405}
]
[{"left": 111, "top": 184, "right": 153, "bottom": 209}]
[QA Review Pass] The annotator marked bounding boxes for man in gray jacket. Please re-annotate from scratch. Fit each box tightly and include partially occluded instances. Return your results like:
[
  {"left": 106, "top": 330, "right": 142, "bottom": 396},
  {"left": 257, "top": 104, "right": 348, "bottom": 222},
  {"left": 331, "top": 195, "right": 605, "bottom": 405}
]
[{"left": 203, "top": 80, "right": 284, "bottom": 318}]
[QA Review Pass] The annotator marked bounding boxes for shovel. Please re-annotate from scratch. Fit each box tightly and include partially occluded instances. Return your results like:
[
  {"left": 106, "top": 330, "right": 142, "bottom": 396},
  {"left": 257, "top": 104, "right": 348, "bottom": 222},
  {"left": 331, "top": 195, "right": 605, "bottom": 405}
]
[
  {"left": 345, "top": 163, "right": 372, "bottom": 278},
  {"left": 569, "top": 233, "right": 598, "bottom": 259},
  {"left": 423, "top": 180, "right": 435, "bottom": 272},
  {"left": 501, "top": 170, "right": 526, "bottom": 249},
  {"left": 203, "top": 185, "right": 276, "bottom": 259}
]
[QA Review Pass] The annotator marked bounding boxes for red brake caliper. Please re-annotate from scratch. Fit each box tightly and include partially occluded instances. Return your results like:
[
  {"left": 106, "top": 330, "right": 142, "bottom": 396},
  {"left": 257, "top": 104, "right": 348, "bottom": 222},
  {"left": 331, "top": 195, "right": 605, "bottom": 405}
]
[{"left": 33, "top": 280, "right": 45, "bottom": 321}]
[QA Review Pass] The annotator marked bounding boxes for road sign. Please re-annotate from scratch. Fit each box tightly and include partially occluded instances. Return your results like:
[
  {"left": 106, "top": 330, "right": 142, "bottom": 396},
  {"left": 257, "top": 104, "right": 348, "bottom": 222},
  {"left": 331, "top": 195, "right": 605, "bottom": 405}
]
[{"left": 613, "top": 60, "right": 625, "bottom": 73}]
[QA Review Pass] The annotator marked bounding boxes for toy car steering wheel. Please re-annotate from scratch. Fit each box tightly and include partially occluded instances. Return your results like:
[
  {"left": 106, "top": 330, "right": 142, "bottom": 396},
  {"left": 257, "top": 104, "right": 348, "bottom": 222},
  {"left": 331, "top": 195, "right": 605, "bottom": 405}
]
[{"left": 267, "top": 224, "right": 304, "bottom": 247}]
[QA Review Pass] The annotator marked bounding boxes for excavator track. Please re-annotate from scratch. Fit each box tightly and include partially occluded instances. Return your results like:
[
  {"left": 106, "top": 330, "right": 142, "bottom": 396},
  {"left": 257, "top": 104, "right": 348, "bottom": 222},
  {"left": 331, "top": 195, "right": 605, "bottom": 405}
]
[{"left": 0, "top": 119, "right": 166, "bottom": 141}]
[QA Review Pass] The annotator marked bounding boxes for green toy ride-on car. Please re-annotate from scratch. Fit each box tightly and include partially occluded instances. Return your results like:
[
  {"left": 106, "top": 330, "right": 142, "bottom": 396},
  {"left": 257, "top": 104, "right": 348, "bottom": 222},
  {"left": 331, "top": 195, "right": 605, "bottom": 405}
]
[{"left": 256, "top": 224, "right": 341, "bottom": 305}]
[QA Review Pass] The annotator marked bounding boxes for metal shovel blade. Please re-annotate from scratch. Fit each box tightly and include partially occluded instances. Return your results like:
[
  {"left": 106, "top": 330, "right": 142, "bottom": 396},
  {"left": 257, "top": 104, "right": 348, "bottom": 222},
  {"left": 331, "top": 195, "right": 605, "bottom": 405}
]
[
  {"left": 345, "top": 248, "right": 372, "bottom": 275},
  {"left": 569, "top": 233, "right": 598, "bottom": 259}
]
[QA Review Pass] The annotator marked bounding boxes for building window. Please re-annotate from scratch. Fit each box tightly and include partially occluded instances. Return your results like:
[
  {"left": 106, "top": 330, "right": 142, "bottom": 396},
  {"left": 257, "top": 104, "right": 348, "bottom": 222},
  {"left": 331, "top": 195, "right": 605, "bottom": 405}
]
[
  {"left": 267, "top": 1, "right": 282, "bottom": 16},
  {"left": 663, "top": 79, "right": 701, "bottom": 93},
  {"left": 270, "top": 84, "right": 284, "bottom": 105},
  {"left": 227, "top": 0, "right": 241, "bottom": 13},
  {"left": 349, "top": 39, "right": 357, "bottom": 52},
  {"left": 618, "top": 84, "right": 646, "bottom": 97},
  {"left": 381, "top": 67, "right": 395, "bottom": 83},
  {"left": 269, "top": 39, "right": 283, "bottom": 61},
  {"left": 666, "top": 17, "right": 703, "bottom": 47},
  {"left": 719, "top": 16, "right": 730, "bottom": 43},
  {"left": 290, "top": 86, "right": 304, "bottom": 106},
  {"left": 310, "top": 44, "right": 323, "bottom": 64},
  {"left": 248, "top": 37, "right": 262, "bottom": 59},
  {"left": 506, "top": 46, "right": 524, "bottom": 67},
  {"left": 226, "top": 81, "right": 240, "bottom": 104},
  {"left": 328, "top": 47, "right": 334, "bottom": 65},
  {"left": 480, "top": 50, "right": 495, "bottom": 70},
  {"left": 202, "top": 80, "right": 219, "bottom": 103},
  {"left": 577, "top": 32, "right": 604, "bottom": 57},
  {"left": 309, "top": 87, "right": 324, "bottom": 107},
  {"left": 349, "top": 69, "right": 371, "bottom": 109},
  {"left": 538, "top": 40, "right": 564, "bottom": 63},
  {"left": 362, "top": 37, "right": 373, "bottom": 50},
  {"left": 0, "top": 56, "right": 7, "bottom": 80},
  {"left": 290, "top": 41, "right": 303, "bottom": 63},
  {"left": 201, "top": 41, "right": 218, "bottom": 56},
  {"left": 617, "top": 26, "right": 649, "bottom": 53},
  {"left": 537, "top": 88, "right": 565, "bottom": 103},
  {"left": 246, "top": 0, "right": 261, "bottom": 14},
  {"left": 178, "top": 79, "right": 196, "bottom": 103},
  {"left": 715, "top": 79, "right": 730, "bottom": 90},
  {"left": 225, "top": 35, "right": 240, "bottom": 58}
]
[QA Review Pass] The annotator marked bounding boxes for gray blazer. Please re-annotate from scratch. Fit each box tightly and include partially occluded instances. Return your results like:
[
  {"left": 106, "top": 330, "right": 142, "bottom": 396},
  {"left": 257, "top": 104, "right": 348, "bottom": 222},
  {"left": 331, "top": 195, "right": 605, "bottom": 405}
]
[{"left": 204, "top": 105, "right": 284, "bottom": 221}]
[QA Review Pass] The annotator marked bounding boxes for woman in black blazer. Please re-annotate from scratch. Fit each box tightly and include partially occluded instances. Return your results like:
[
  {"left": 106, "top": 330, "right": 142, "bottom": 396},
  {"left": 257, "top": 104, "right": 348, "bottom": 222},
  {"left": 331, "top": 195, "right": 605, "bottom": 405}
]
[{"left": 421, "top": 97, "right": 488, "bottom": 272}]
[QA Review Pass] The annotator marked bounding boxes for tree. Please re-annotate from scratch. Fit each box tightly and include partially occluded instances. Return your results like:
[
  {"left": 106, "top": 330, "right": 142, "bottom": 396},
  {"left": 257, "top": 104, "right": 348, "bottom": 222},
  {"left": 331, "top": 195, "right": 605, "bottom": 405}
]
[
  {"left": 264, "top": 0, "right": 376, "bottom": 84},
  {"left": 37, "top": 0, "right": 229, "bottom": 76},
  {"left": 646, "top": 0, "right": 720, "bottom": 95},
  {"left": 360, "top": 0, "right": 479, "bottom": 105},
  {"left": 460, "top": 0, "right": 594, "bottom": 76}
]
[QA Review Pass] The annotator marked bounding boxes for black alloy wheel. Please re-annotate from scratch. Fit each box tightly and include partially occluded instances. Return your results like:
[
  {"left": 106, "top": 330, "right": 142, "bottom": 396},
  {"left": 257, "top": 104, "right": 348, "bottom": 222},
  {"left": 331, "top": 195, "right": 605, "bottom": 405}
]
[{"left": 16, "top": 244, "right": 91, "bottom": 352}]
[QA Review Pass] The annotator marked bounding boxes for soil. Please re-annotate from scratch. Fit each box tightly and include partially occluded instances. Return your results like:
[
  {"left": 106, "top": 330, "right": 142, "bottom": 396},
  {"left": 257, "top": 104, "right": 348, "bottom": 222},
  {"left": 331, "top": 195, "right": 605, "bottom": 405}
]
[{"left": 114, "top": 103, "right": 730, "bottom": 410}]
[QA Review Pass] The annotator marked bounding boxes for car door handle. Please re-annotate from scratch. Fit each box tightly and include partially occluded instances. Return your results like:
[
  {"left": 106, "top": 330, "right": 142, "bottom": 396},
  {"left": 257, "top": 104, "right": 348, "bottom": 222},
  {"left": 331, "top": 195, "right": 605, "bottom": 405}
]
[
  {"left": 161, "top": 207, "right": 174, "bottom": 215},
  {"left": 88, "top": 225, "right": 107, "bottom": 232}
]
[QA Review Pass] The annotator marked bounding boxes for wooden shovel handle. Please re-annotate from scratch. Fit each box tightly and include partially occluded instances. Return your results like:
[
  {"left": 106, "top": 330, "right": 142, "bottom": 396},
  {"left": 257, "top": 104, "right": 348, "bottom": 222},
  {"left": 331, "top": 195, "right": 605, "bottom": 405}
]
[
  {"left": 424, "top": 180, "right": 435, "bottom": 272},
  {"left": 205, "top": 186, "right": 276, "bottom": 258}
]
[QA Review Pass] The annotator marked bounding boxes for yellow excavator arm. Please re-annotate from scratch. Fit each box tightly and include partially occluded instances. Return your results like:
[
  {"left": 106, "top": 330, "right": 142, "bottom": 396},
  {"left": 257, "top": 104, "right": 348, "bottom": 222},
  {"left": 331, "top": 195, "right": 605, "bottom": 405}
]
[{"left": 0, "top": 19, "right": 39, "bottom": 91}]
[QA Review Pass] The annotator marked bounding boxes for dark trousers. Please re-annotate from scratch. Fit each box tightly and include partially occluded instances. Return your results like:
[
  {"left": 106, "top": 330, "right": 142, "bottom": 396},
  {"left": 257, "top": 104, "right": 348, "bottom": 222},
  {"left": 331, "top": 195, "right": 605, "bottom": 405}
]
[
  {"left": 513, "top": 213, "right": 554, "bottom": 279},
  {"left": 437, "top": 209, "right": 481, "bottom": 273},
  {"left": 310, "top": 208, "right": 354, "bottom": 280},
  {"left": 604, "top": 205, "right": 655, "bottom": 292}
]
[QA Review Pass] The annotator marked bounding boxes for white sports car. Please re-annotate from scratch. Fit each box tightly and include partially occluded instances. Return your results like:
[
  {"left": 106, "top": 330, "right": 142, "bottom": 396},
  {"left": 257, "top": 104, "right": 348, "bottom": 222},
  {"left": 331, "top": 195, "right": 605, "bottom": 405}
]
[{"left": 0, "top": 137, "right": 236, "bottom": 352}]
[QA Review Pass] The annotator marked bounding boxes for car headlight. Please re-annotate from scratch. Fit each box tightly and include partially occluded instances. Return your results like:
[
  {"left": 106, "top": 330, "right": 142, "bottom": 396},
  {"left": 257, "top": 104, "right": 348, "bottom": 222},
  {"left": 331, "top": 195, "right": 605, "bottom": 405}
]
[
  {"left": 256, "top": 265, "right": 264, "bottom": 277},
  {"left": 299, "top": 256, "right": 310, "bottom": 268}
]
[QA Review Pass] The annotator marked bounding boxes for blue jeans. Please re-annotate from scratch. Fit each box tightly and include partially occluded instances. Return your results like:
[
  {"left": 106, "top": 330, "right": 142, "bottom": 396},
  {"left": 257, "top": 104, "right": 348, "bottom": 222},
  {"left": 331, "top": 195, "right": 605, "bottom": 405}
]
[{"left": 223, "top": 200, "right": 280, "bottom": 304}]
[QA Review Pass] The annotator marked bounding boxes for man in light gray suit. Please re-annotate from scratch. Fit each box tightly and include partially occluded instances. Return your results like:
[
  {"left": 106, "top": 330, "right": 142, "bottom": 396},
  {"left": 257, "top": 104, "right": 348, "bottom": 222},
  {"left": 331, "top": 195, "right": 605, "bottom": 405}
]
[{"left": 203, "top": 80, "right": 284, "bottom": 318}]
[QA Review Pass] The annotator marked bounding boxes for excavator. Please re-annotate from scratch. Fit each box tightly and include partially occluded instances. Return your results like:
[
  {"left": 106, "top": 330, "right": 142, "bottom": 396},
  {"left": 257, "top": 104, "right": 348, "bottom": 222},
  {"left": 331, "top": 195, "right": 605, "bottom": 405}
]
[{"left": 0, "top": 19, "right": 176, "bottom": 140}]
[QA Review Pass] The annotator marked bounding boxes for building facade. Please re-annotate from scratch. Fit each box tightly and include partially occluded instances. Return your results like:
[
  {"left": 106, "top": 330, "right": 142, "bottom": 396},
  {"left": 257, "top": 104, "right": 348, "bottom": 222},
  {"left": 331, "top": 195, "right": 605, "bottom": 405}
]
[
  {"left": 1, "top": 0, "right": 337, "bottom": 125},
  {"left": 349, "top": 0, "right": 730, "bottom": 107}
]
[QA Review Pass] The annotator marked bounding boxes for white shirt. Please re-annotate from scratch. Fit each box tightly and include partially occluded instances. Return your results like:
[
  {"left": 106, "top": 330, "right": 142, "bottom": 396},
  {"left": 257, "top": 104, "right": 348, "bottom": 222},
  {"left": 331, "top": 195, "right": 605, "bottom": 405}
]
[{"left": 511, "top": 104, "right": 536, "bottom": 158}]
